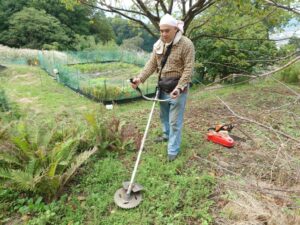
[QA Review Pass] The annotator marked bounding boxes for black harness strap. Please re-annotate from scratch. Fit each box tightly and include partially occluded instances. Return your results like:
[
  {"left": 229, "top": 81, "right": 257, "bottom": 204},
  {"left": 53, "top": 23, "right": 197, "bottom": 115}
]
[{"left": 158, "top": 41, "right": 174, "bottom": 82}]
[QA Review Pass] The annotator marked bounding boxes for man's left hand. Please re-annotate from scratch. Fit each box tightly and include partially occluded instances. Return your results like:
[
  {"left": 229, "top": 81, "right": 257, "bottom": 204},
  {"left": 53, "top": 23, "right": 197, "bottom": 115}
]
[{"left": 170, "top": 88, "right": 181, "bottom": 99}]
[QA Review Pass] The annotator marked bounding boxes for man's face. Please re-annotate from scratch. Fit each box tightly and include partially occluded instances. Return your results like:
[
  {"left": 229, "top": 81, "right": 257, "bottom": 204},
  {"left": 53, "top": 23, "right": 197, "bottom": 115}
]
[{"left": 160, "top": 25, "right": 178, "bottom": 43}]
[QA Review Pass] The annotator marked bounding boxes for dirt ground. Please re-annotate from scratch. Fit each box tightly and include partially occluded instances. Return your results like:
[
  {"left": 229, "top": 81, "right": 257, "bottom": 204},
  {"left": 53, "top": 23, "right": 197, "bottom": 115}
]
[{"left": 184, "top": 83, "right": 300, "bottom": 225}]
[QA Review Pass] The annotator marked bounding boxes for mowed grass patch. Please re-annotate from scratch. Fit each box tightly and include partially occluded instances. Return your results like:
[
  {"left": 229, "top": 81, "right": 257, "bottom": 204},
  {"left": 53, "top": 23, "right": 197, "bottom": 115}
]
[{"left": 0, "top": 65, "right": 102, "bottom": 120}]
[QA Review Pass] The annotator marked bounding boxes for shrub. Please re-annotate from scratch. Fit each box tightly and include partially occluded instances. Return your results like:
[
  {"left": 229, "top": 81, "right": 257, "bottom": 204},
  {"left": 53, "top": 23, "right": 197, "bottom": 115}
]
[
  {"left": 0, "top": 113, "right": 140, "bottom": 201},
  {"left": 0, "top": 121, "right": 98, "bottom": 201},
  {"left": 280, "top": 62, "right": 300, "bottom": 84},
  {"left": 84, "top": 114, "right": 141, "bottom": 153},
  {"left": 0, "top": 89, "right": 9, "bottom": 112},
  {"left": 0, "top": 89, "right": 20, "bottom": 122}
]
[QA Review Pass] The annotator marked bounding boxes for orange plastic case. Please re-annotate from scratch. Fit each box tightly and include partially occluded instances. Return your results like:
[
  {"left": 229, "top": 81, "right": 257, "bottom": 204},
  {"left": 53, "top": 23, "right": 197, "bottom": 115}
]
[{"left": 207, "top": 130, "right": 235, "bottom": 148}]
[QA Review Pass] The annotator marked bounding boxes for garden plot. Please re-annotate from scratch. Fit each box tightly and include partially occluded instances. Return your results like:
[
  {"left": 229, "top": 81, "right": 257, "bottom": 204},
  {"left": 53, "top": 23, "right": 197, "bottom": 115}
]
[{"left": 68, "top": 62, "right": 158, "bottom": 101}]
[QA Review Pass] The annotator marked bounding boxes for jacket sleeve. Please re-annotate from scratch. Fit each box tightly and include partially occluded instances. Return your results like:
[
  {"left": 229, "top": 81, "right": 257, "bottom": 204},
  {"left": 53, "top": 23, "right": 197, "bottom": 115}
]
[
  {"left": 177, "top": 40, "right": 195, "bottom": 91},
  {"left": 137, "top": 49, "right": 158, "bottom": 83}
]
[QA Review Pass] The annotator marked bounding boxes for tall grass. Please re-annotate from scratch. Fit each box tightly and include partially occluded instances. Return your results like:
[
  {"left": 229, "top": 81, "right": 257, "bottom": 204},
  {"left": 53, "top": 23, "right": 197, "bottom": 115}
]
[
  {"left": 280, "top": 62, "right": 300, "bottom": 84},
  {"left": 0, "top": 89, "right": 9, "bottom": 112}
]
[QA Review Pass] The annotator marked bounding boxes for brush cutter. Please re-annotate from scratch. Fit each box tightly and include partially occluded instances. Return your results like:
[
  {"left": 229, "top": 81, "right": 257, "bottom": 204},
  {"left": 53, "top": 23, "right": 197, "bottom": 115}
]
[
  {"left": 128, "top": 78, "right": 172, "bottom": 102},
  {"left": 207, "top": 123, "right": 235, "bottom": 148},
  {"left": 114, "top": 81, "right": 170, "bottom": 209}
]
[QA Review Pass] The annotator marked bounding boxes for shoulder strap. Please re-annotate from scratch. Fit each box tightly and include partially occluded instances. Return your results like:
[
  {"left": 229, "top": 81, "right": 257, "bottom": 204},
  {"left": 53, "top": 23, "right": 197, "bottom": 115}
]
[{"left": 158, "top": 41, "right": 173, "bottom": 81}]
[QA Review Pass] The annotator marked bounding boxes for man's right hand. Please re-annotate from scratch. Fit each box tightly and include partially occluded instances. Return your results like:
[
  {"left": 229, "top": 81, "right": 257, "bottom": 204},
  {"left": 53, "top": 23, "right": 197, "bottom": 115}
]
[{"left": 130, "top": 77, "right": 141, "bottom": 89}]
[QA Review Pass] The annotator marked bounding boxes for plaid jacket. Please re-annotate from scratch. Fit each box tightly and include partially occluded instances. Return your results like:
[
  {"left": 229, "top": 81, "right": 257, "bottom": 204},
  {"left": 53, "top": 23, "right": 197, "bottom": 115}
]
[{"left": 138, "top": 36, "right": 195, "bottom": 91}]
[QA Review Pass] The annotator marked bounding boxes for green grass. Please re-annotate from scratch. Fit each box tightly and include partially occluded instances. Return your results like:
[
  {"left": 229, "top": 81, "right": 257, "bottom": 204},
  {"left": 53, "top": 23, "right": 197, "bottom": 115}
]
[
  {"left": 0, "top": 65, "right": 101, "bottom": 121},
  {"left": 0, "top": 65, "right": 216, "bottom": 224},
  {"left": 70, "top": 62, "right": 141, "bottom": 77},
  {"left": 64, "top": 62, "right": 158, "bottom": 101},
  {"left": 279, "top": 61, "right": 300, "bottom": 84},
  {"left": 2, "top": 64, "right": 300, "bottom": 224}
]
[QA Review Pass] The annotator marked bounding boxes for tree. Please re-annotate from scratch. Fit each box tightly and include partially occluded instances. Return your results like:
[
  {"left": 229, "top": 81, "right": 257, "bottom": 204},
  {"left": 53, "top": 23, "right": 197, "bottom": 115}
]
[
  {"left": 0, "top": 0, "right": 115, "bottom": 50},
  {"left": 28, "top": 0, "right": 115, "bottom": 44},
  {"left": 90, "top": 12, "right": 115, "bottom": 43},
  {"left": 121, "top": 36, "right": 144, "bottom": 51},
  {"left": 61, "top": 0, "right": 297, "bottom": 39},
  {"left": 0, "top": 7, "right": 71, "bottom": 49},
  {"left": 191, "top": 1, "right": 289, "bottom": 82},
  {"left": 288, "top": 36, "right": 300, "bottom": 48},
  {"left": 264, "top": 0, "right": 300, "bottom": 15},
  {"left": 62, "top": 0, "right": 217, "bottom": 38},
  {"left": 0, "top": 0, "right": 28, "bottom": 31},
  {"left": 110, "top": 16, "right": 156, "bottom": 52},
  {"left": 28, "top": 0, "right": 92, "bottom": 35}
]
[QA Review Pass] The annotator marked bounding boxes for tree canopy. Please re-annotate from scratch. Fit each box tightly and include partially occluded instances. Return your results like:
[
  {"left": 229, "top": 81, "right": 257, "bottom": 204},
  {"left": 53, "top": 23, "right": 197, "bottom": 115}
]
[
  {"left": 1, "top": 0, "right": 299, "bottom": 80},
  {"left": 61, "top": 0, "right": 298, "bottom": 38},
  {"left": 0, "top": 0, "right": 115, "bottom": 50},
  {"left": 0, "top": 7, "right": 71, "bottom": 49},
  {"left": 192, "top": 1, "right": 282, "bottom": 81}
]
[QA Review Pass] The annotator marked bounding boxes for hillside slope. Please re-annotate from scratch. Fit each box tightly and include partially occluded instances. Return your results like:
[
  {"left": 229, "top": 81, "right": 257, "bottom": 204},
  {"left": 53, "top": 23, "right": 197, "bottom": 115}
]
[{"left": 1, "top": 65, "right": 300, "bottom": 224}]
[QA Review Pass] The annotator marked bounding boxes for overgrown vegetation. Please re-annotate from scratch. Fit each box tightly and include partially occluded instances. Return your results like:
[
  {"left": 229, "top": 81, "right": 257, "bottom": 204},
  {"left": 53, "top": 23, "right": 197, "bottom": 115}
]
[
  {"left": 0, "top": 65, "right": 144, "bottom": 223},
  {"left": 0, "top": 1, "right": 156, "bottom": 51},
  {"left": 0, "top": 1, "right": 114, "bottom": 50},
  {"left": 0, "top": 112, "right": 139, "bottom": 201},
  {"left": 1, "top": 56, "right": 300, "bottom": 224},
  {"left": 191, "top": 1, "right": 291, "bottom": 82},
  {"left": 0, "top": 89, "right": 9, "bottom": 112},
  {"left": 69, "top": 62, "right": 157, "bottom": 101},
  {"left": 70, "top": 62, "right": 140, "bottom": 74},
  {"left": 0, "top": 120, "right": 94, "bottom": 200},
  {"left": 0, "top": 0, "right": 299, "bottom": 222},
  {"left": 280, "top": 62, "right": 300, "bottom": 83}
]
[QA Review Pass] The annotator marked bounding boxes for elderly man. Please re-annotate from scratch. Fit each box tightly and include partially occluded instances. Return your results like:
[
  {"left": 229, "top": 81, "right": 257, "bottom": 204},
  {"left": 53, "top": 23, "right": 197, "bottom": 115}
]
[{"left": 131, "top": 14, "right": 195, "bottom": 161}]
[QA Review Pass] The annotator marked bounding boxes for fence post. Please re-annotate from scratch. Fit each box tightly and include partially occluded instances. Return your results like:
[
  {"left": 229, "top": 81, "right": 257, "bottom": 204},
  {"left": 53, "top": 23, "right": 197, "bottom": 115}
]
[
  {"left": 77, "top": 69, "right": 80, "bottom": 90},
  {"left": 104, "top": 79, "right": 107, "bottom": 101},
  {"left": 52, "top": 51, "right": 55, "bottom": 75}
]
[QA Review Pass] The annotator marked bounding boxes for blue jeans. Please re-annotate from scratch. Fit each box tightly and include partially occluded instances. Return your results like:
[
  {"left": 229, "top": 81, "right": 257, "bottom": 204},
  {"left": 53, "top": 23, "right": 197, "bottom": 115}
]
[{"left": 159, "top": 90, "right": 188, "bottom": 156}]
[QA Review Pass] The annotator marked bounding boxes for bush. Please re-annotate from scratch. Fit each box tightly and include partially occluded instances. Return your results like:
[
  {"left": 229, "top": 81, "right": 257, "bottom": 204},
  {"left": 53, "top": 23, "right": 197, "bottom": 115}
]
[
  {"left": 0, "top": 120, "right": 98, "bottom": 201},
  {"left": 80, "top": 83, "right": 125, "bottom": 101},
  {"left": 0, "top": 88, "right": 20, "bottom": 122},
  {"left": 121, "top": 36, "right": 144, "bottom": 52},
  {"left": 280, "top": 62, "right": 300, "bottom": 84},
  {"left": 0, "top": 89, "right": 9, "bottom": 112},
  {"left": 84, "top": 114, "right": 141, "bottom": 153},
  {"left": 0, "top": 114, "right": 140, "bottom": 201}
]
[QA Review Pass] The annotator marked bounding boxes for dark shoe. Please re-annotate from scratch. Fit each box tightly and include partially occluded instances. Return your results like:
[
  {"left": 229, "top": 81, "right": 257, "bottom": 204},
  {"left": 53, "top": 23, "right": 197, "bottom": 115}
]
[
  {"left": 154, "top": 136, "right": 168, "bottom": 143},
  {"left": 168, "top": 154, "right": 177, "bottom": 162}
]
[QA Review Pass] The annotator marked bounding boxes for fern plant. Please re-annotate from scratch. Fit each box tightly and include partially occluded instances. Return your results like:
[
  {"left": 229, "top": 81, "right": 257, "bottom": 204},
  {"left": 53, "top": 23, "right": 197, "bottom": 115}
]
[
  {"left": 0, "top": 121, "right": 98, "bottom": 200},
  {"left": 85, "top": 113, "right": 140, "bottom": 153}
]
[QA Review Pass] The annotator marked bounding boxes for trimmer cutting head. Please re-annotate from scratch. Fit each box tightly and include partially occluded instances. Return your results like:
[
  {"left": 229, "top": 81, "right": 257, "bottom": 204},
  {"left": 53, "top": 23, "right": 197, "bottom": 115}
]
[
  {"left": 114, "top": 188, "right": 142, "bottom": 209},
  {"left": 114, "top": 182, "right": 144, "bottom": 209}
]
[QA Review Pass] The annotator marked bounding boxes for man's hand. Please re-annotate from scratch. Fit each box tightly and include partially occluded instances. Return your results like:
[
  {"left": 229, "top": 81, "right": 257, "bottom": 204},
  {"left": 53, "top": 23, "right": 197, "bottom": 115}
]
[
  {"left": 170, "top": 88, "right": 181, "bottom": 99},
  {"left": 130, "top": 77, "right": 141, "bottom": 89}
]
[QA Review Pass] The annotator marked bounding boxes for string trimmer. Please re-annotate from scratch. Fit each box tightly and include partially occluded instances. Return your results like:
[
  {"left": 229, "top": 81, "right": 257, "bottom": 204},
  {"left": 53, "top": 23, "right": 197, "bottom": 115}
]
[{"left": 114, "top": 80, "right": 170, "bottom": 209}]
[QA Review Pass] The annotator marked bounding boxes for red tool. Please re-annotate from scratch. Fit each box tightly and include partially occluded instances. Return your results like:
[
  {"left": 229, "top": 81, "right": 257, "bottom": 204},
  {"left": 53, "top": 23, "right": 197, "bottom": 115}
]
[{"left": 207, "top": 124, "right": 235, "bottom": 148}]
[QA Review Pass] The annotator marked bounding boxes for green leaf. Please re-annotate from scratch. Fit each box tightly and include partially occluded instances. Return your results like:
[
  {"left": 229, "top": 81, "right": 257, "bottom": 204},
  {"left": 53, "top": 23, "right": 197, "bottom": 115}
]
[{"left": 0, "top": 152, "right": 22, "bottom": 166}]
